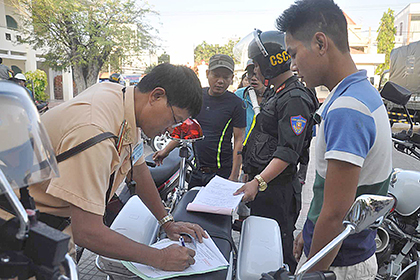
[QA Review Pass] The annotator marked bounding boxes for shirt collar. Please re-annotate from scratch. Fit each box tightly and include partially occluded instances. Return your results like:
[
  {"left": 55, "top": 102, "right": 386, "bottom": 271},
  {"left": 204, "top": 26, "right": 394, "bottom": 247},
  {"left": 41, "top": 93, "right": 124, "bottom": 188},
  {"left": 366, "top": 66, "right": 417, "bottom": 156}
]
[
  {"left": 319, "top": 70, "right": 368, "bottom": 119},
  {"left": 123, "top": 86, "right": 137, "bottom": 144}
]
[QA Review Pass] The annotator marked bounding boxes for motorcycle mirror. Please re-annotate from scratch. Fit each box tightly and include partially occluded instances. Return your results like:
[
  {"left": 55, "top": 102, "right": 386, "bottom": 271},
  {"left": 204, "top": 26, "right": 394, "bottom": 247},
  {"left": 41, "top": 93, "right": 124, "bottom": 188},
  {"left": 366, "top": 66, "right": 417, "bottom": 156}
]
[
  {"left": 380, "top": 81, "right": 411, "bottom": 106},
  {"left": 343, "top": 194, "right": 395, "bottom": 234},
  {"left": 169, "top": 118, "right": 204, "bottom": 143},
  {"left": 296, "top": 195, "right": 395, "bottom": 279}
]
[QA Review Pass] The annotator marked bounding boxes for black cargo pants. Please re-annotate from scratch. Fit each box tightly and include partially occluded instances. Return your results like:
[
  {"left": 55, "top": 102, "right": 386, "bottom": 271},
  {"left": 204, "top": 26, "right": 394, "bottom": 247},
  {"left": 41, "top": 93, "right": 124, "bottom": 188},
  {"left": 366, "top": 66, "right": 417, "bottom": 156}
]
[{"left": 247, "top": 174, "right": 302, "bottom": 274}]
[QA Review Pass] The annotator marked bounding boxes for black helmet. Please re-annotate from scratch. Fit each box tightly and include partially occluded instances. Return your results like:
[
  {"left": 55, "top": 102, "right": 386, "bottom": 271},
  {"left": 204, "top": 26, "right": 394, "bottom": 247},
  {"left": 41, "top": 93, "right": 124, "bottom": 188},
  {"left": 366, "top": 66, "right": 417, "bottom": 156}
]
[
  {"left": 248, "top": 29, "right": 291, "bottom": 79},
  {"left": 109, "top": 73, "right": 122, "bottom": 83}
]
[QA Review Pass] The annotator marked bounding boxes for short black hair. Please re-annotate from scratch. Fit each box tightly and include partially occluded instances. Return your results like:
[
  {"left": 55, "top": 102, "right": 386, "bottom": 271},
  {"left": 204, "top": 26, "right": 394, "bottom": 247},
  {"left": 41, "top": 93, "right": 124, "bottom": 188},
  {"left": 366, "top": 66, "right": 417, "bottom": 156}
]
[
  {"left": 137, "top": 63, "right": 202, "bottom": 117},
  {"left": 276, "top": 0, "right": 349, "bottom": 53}
]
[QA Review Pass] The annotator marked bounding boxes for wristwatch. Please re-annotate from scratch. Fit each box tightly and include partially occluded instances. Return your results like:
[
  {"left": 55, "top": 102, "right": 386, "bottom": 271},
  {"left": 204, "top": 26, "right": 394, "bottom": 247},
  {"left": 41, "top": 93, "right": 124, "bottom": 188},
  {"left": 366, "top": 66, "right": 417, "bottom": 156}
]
[
  {"left": 254, "top": 174, "right": 268, "bottom": 192},
  {"left": 158, "top": 213, "right": 174, "bottom": 226}
]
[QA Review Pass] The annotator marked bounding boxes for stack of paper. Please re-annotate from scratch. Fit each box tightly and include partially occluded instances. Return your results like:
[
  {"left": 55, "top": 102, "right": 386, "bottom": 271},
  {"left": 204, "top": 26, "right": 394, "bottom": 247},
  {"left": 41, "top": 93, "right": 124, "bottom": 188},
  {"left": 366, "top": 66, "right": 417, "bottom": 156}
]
[
  {"left": 122, "top": 233, "right": 229, "bottom": 279},
  {"left": 186, "top": 175, "right": 245, "bottom": 215}
]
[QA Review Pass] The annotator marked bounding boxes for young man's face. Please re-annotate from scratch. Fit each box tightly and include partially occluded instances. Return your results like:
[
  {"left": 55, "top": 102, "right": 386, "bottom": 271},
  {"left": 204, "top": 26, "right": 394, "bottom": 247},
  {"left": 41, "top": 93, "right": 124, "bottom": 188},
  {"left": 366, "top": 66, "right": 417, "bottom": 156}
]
[
  {"left": 286, "top": 33, "right": 322, "bottom": 89},
  {"left": 247, "top": 65, "right": 265, "bottom": 95},
  {"left": 207, "top": 68, "right": 233, "bottom": 96},
  {"left": 253, "top": 62, "right": 265, "bottom": 85}
]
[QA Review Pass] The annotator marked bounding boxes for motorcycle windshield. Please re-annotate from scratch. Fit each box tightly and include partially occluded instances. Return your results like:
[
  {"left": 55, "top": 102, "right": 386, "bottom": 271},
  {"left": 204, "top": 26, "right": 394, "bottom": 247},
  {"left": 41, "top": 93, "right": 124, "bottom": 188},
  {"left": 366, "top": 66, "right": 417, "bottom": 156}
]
[{"left": 0, "top": 82, "right": 59, "bottom": 194}]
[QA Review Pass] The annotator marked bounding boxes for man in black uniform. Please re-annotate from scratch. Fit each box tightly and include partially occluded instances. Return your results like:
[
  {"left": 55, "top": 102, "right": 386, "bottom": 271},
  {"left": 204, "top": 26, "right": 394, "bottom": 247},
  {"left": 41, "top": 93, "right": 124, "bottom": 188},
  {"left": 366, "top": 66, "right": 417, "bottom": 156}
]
[{"left": 234, "top": 30, "right": 317, "bottom": 273}]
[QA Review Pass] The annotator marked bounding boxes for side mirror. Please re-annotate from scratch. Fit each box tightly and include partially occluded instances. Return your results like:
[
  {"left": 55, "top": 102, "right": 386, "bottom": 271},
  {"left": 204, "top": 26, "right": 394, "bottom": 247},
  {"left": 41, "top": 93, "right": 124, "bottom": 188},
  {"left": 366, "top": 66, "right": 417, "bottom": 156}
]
[
  {"left": 296, "top": 195, "right": 395, "bottom": 278},
  {"left": 380, "top": 81, "right": 411, "bottom": 106},
  {"left": 343, "top": 194, "right": 395, "bottom": 234}
]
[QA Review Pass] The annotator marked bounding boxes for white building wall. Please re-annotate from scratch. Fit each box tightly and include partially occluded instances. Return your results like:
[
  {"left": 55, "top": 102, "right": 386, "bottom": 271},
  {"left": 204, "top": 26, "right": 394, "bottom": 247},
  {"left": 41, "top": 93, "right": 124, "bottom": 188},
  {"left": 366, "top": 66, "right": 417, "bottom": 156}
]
[
  {"left": 351, "top": 53, "right": 385, "bottom": 88},
  {"left": 395, "top": 3, "right": 420, "bottom": 45},
  {"left": 0, "top": 0, "right": 6, "bottom": 28},
  {"left": 0, "top": 0, "right": 57, "bottom": 99}
]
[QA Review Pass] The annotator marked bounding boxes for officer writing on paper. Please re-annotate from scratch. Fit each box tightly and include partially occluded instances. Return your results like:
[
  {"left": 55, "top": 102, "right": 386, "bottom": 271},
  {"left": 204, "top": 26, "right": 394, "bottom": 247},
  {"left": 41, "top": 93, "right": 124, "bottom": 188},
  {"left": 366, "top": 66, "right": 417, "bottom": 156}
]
[{"left": 0, "top": 64, "right": 207, "bottom": 271}]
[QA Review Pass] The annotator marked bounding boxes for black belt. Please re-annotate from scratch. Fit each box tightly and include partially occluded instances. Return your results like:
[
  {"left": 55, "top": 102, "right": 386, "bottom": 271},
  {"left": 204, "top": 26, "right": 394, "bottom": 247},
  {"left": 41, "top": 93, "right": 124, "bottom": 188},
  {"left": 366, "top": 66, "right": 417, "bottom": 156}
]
[
  {"left": 38, "top": 212, "right": 71, "bottom": 231},
  {"left": 199, "top": 166, "right": 220, "bottom": 173}
]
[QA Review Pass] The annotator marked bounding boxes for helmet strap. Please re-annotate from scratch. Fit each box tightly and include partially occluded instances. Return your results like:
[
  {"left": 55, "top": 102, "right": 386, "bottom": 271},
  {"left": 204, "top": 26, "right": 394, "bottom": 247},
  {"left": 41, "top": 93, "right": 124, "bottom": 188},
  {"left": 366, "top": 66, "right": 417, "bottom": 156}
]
[{"left": 264, "top": 79, "right": 269, "bottom": 87}]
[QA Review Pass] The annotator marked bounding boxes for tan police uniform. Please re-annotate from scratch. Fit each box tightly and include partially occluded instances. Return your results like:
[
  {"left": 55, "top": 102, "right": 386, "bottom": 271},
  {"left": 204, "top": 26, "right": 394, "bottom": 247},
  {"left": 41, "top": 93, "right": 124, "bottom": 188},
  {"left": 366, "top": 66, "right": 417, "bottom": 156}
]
[
  {"left": 30, "top": 82, "right": 144, "bottom": 217},
  {"left": 0, "top": 82, "right": 144, "bottom": 255}
]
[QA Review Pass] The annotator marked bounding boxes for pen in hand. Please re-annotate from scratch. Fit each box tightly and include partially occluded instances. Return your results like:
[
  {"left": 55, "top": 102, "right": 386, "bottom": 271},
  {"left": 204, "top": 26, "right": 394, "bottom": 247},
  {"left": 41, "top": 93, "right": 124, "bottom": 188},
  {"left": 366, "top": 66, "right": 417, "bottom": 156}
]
[{"left": 179, "top": 236, "right": 186, "bottom": 247}]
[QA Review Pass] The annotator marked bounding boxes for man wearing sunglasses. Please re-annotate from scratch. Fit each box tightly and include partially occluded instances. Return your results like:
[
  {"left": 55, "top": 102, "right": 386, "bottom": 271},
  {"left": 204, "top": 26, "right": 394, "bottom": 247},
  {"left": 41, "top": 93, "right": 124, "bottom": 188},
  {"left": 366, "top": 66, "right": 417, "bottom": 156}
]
[
  {"left": 0, "top": 64, "right": 208, "bottom": 271},
  {"left": 154, "top": 54, "right": 246, "bottom": 188}
]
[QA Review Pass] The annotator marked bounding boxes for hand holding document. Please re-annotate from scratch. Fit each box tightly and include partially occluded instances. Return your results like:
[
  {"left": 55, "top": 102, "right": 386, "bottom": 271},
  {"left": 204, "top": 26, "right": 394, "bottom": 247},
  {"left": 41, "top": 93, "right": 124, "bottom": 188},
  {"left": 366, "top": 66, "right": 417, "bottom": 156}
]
[
  {"left": 186, "top": 175, "right": 245, "bottom": 215},
  {"left": 122, "top": 232, "right": 228, "bottom": 279}
]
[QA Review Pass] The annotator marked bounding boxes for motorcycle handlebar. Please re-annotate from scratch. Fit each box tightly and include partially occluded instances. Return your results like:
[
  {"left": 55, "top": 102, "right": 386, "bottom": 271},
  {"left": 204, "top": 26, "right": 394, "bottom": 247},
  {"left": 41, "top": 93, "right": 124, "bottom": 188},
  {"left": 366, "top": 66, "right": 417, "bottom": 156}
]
[
  {"left": 392, "top": 131, "right": 410, "bottom": 141},
  {"left": 261, "top": 270, "right": 335, "bottom": 280},
  {"left": 62, "top": 254, "right": 79, "bottom": 280},
  {"left": 293, "top": 271, "right": 336, "bottom": 280},
  {"left": 146, "top": 160, "right": 156, "bottom": 168}
]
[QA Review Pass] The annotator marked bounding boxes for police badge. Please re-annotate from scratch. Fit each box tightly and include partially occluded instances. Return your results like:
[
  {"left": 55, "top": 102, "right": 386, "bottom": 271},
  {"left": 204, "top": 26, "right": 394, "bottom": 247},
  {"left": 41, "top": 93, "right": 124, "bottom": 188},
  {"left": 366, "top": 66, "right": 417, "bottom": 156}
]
[{"left": 290, "top": 115, "right": 307, "bottom": 135}]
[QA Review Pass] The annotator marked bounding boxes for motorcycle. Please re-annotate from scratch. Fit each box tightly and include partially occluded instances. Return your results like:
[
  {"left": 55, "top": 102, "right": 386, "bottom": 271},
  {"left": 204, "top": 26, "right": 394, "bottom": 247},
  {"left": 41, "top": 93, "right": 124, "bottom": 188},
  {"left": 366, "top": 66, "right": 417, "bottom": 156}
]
[
  {"left": 142, "top": 131, "right": 172, "bottom": 152},
  {"left": 150, "top": 133, "right": 172, "bottom": 152},
  {"left": 94, "top": 119, "right": 395, "bottom": 280},
  {"left": 121, "top": 119, "right": 199, "bottom": 211},
  {"left": 35, "top": 99, "right": 49, "bottom": 115},
  {"left": 0, "top": 160, "right": 77, "bottom": 280},
  {"left": 96, "top": 191, "right": 394, "bottom": 280},
  {"left": 375, "top": 81, "right": 420, "bottom": 280}
]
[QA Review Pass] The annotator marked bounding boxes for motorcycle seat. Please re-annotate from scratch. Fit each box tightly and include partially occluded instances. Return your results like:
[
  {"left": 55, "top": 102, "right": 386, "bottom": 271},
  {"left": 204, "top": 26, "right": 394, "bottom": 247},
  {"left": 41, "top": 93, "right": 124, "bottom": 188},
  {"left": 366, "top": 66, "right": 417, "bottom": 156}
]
[
  {"left": 146, "top": 148, "right": 181, "bottom": 187},
  {"left": 411, "top": 132, "right": 420, "bottom": 144},
  {"left": 171, "top": 189, "right": 232, "bottom": 279}
]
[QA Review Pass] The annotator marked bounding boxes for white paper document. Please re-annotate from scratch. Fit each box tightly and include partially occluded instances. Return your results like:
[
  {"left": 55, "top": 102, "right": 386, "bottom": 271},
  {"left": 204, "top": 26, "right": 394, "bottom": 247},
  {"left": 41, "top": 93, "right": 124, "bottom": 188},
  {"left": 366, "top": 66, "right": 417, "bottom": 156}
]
[
  {"left": 186, "top": 175, "right": 245, "bottom": 215},
  {"left": 122, "top": 233, "right": 229, "bottom": 279}
]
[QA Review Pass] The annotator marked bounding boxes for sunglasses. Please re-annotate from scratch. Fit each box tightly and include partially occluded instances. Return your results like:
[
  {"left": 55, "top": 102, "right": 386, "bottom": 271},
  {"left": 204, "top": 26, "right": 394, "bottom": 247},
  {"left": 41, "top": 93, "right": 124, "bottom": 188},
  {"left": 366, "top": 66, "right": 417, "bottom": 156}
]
[
  {"left": 246, "top": 71, "right": 256, "bottom": 79},
  {"left": 169, "top": 104, "right": 184, "bottom": 128}
]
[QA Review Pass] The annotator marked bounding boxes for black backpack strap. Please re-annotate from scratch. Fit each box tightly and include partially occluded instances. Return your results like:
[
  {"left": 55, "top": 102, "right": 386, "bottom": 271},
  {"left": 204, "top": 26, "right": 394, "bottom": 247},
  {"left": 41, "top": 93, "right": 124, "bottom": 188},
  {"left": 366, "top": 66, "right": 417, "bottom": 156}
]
[
  {"left": 56, "top": 132, "right": 117, "bottom": 163},
  {"left": 105, "top": 172, "right": 116, "bottom": 206}
]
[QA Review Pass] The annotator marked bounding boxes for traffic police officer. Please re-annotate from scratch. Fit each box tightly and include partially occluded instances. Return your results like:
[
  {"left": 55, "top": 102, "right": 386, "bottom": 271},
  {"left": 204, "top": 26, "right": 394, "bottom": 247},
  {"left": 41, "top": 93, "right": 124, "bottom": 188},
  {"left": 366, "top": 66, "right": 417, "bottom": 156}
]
[{"left": 234, "top": 29, "right": 317, "bottom": 273}]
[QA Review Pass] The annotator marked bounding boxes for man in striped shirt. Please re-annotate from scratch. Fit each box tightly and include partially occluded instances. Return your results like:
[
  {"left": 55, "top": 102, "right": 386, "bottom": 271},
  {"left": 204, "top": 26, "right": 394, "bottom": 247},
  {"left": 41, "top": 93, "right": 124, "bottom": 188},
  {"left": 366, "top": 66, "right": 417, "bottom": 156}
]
[{"left": 278, "top": 0, "right": 392, "bottom": 279}]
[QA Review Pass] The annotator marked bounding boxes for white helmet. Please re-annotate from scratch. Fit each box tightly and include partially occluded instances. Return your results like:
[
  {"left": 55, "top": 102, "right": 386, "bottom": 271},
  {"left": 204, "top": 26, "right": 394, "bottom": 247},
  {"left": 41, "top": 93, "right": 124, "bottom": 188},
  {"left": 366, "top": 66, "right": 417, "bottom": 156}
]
[
  {"left": 14, "top": 73, "right": 26, "bottom": 81},
  {"left": 388, "top": 169, "right": 420, "bottom": 216},
  {"left": 0, "top": 80, "right": 58, "bottom": 193}
]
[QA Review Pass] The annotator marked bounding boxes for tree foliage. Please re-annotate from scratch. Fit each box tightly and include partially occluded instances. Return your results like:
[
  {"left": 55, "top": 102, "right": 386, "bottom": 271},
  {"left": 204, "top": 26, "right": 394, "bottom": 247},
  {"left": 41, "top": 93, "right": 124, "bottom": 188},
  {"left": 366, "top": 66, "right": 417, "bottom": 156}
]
[
  {"left": 14, "top": 0, "right": 156, "bottom": 94},
  {"left": 25, "top": 69, "right": 48, "bottom": 101},
  {"left": 376, "top": 8, "right": 396, "bottom": 75},
  {"left": 194, "top": 39, "right": 240, "bottom": 64},
  {"left": 144, "top": 63, "right": 156, "bottom": 74},
  {"left": 158, "top": 52, "right": 170, "bottom": 64}
]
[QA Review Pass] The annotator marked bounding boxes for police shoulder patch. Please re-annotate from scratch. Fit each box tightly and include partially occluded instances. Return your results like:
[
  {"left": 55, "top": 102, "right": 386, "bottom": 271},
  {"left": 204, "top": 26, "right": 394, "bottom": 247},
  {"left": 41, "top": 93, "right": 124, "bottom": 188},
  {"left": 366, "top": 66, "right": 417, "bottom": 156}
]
[{"left": 290, "top": 115, "right": 307, "bottom": 135}]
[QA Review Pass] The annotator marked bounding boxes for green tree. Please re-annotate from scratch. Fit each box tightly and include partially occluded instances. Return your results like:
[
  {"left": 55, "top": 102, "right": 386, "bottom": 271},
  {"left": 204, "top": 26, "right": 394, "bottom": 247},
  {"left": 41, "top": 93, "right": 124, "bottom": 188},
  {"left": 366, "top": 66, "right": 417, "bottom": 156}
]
[
  {"left": 158, "top": 52, "right": 170, "bottom": 64},
  {"left": 376, "top": 8, "right": 396, "bottom": 75},
  {"left": 14, "top": 0, "right": 156, "bottom": 94},
  {"left": 194, "top": 39, "right": 240, "bottom": 64},
  {"left": 144, "top": 63, "right": 156, "bottom": 74},
  {"left": 25, "top": 69, "right": 48, "bottom": 101}
]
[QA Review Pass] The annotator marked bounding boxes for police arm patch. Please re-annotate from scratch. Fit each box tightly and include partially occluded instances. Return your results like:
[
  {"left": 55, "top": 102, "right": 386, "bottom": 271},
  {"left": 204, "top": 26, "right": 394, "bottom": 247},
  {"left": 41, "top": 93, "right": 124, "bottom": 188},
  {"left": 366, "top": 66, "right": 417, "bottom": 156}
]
[{"left": 290, "top": 115, "right": 307, "bottom": 135}]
